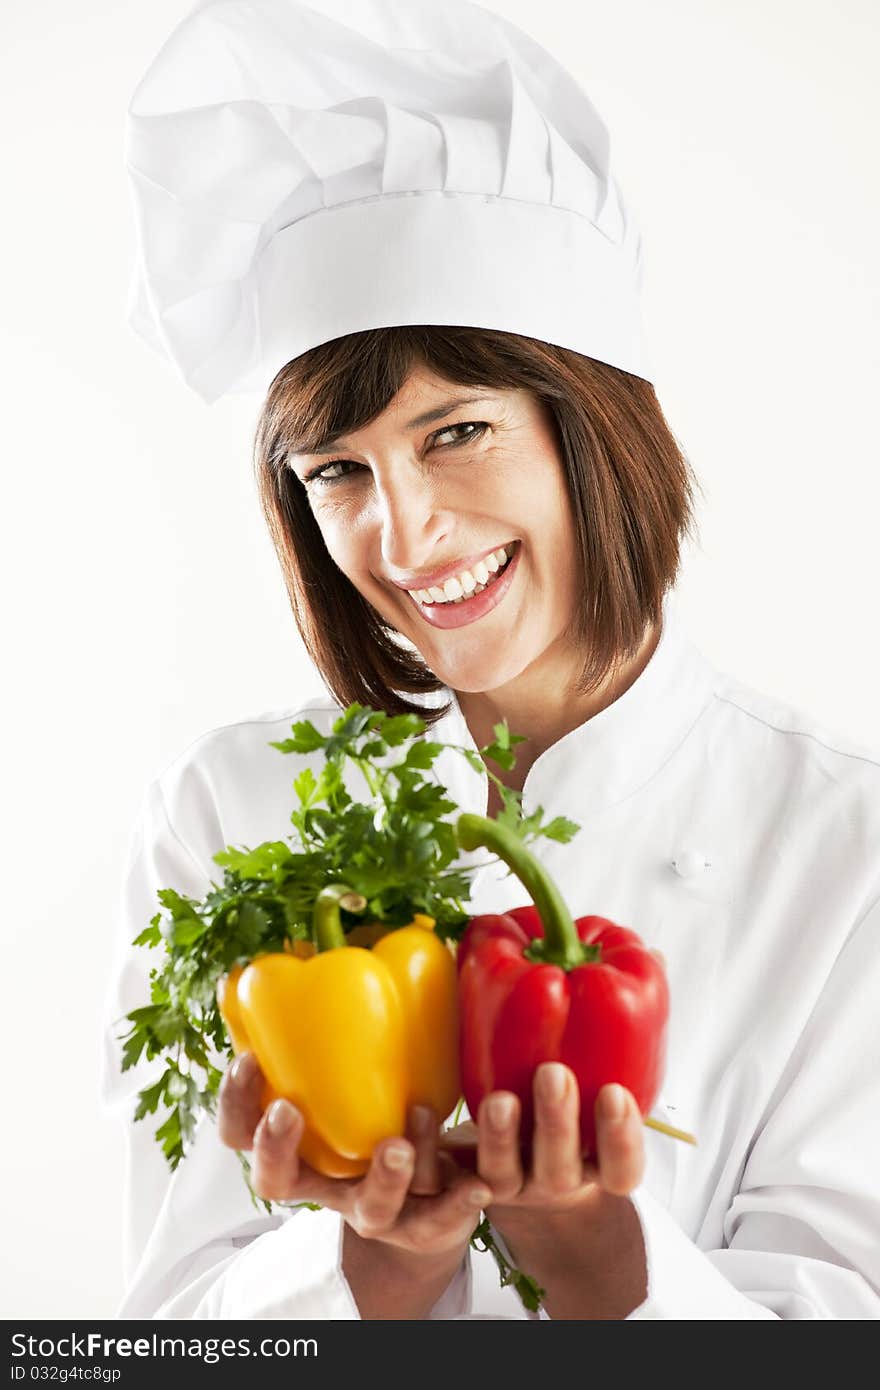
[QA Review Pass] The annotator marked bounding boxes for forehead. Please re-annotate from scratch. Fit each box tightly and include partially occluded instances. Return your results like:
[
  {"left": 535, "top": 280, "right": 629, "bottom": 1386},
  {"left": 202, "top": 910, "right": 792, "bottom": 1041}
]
[
  {"left": 290, "top": 366, "right": 524, "bottom": 458},
  {"left": 367, "top": 374, "right": 507, "bottom": 429},
  {"left": 357, "top": 364, "right": 518, "bottom": 425},
  {"left": 384, "top": 365, "right": 491, "bottom": 408}
]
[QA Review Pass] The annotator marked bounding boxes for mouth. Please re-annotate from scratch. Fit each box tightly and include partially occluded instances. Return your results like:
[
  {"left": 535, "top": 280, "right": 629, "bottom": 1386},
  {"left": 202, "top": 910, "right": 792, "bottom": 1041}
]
[{"left": 405, "top": 540, "right": 521, "bottom": 631}]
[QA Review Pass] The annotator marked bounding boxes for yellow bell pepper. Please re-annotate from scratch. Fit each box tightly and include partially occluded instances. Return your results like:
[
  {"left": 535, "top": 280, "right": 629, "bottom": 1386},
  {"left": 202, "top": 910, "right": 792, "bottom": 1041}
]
[{"left": 217, "top": 888, "right": 460, "bottom": 1178}]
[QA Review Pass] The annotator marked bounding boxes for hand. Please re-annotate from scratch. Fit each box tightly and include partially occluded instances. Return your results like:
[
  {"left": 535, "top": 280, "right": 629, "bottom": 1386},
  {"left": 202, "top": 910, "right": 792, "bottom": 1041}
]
[
  {"left": 217, "top": 1052, "right": 491, "bottom": 1269},
  {"left": 440, "top": 1063, "right": 648, "bottom": 1318},
  {"left": 442, "top": 945, "right": 665, "bottom": 1200},
  {"left": 476, "top": 1064, "right": 644, "bottom": 1205}
]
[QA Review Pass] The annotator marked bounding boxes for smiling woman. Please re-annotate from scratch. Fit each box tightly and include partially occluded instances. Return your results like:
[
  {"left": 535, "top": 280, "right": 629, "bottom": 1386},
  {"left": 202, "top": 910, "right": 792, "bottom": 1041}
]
[
  {"left": 105, "top": 0, "right": 880, "bottom": 1325},
  {"left": 255, "top": 326, "right": 697, "bottom": 726}
]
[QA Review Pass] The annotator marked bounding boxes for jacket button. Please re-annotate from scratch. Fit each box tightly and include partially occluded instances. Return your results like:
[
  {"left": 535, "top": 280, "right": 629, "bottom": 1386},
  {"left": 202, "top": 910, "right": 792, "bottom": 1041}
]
[{"left": 672, "top": 849, "right": 710, "bottom": 879}]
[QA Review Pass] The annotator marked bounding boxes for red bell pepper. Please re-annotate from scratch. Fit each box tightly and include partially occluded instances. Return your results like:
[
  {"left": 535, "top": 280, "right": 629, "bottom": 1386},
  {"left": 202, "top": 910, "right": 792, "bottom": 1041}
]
[{"left": 455, "top": 814, "right": 669, "bottom": 1157}]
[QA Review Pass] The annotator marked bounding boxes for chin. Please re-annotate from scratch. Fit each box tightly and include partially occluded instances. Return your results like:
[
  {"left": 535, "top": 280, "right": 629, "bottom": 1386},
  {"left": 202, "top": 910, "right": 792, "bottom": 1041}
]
[
  {"left": 424, "top": 650, "right": 530, "bottom": 696},
  {"left": 393, "top": 602, "right": 538, "bottom": 694}
]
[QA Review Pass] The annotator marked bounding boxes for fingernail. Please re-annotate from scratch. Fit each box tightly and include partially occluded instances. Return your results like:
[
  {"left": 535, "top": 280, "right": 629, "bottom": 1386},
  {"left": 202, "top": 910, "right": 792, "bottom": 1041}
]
[
  {"left": 486, "top": 1094, "right": 515, "bottom": 1130},
  {"left": 266, "top": 1099, "right": 296, "bottom": 1136},
  {"left": 230, "top": 1053, "right": 257, "bottom": 1085},
  {"left": 600, "top": 1084, "right": 628, "bottom": 1122},
  {"left": 538, "top": 1063, "right": 568, "bottom": 1102},
  {"left": 383, "top": 1144, "right": 413, "bottom": 1172},
  {"left": 466, "top": 1186, "right": 491, "bottom": 1208}
]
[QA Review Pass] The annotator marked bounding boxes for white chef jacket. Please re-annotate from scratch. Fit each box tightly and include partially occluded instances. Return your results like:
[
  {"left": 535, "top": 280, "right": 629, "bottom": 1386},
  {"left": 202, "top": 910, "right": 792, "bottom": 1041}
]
[{"left": 100, "top": 592, "right": 880, "bottom": 1319}]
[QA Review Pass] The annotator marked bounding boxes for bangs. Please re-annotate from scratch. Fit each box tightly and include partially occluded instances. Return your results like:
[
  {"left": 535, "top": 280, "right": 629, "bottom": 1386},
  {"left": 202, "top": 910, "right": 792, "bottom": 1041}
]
[{"left": 260, "top": 326, "right": 570, "bottom": 475}]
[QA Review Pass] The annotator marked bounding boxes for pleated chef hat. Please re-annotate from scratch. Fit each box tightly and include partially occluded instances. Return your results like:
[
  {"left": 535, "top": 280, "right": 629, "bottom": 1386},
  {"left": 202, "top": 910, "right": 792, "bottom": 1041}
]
[{"left": 125, "top": 0, "right": 652, "bottom": 405}]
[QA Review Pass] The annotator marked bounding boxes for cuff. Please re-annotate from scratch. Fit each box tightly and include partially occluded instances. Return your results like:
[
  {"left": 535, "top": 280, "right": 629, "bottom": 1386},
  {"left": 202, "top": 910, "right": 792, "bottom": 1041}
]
[
  {"left": 206, "top": 1208, "right": 360, "bottom": 1319},
  {"left": 625, "top": 1187, "right": 779, "bottom": 1320}
]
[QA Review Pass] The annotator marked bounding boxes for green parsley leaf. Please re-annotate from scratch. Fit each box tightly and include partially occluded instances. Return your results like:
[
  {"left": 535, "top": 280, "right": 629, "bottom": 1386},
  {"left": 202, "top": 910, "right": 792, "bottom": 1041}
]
[
  {"left": 120, "top": 700, "right": 581, "bottom": 1180},
  {"left": 469, "top": 1217, "right": 546, "bottom": 1314}
]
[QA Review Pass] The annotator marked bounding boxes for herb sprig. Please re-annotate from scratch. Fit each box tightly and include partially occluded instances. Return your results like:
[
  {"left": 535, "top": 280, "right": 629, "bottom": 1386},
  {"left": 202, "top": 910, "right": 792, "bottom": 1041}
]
[
  {"left": 470, "top": 1218, "right": 547, "bottom": 1313},
  {"left": 118, "top": 703, "right": 579, "bottom": 1170}
]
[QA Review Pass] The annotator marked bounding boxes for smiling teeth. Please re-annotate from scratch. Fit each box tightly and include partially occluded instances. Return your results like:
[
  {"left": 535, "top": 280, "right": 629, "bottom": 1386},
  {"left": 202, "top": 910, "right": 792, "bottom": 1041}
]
[{"left": 412, "top": 546, "right": 513, "bottom": 605}]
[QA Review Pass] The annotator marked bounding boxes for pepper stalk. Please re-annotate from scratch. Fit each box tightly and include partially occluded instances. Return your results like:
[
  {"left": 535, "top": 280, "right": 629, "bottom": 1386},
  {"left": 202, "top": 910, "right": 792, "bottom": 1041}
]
[
  {"left": 312, "top": 883, "right": 368, "bottom": 951},
  {"left": 455, "top": 813, "right": 696, "bottom": 1149},
  {"left": 456, "top": 813, "right": 599, "bottom": 971}
]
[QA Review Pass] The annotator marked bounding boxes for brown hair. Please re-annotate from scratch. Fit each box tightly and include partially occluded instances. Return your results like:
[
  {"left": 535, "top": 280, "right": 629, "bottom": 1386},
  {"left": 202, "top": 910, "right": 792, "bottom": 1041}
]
[{"left": 253, "top": 326, "right": 700, "bottom": 727}]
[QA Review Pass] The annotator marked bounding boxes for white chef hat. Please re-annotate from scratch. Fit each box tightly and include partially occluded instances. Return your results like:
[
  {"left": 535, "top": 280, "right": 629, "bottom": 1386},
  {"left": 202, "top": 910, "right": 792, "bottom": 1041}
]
[{"left": 125, "top": 0, "right": 652, "bottom": 405}]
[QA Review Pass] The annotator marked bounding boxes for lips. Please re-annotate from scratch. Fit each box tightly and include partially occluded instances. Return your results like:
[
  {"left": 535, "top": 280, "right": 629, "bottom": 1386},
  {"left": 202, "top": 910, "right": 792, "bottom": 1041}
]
[
  {"left": 406, "top": 539, "right": 522, "bottom": 631},
  {"left": 390, "top": 541, "right": 518, "bottom": 596},
  {"left": 416, "top": 545, "right": 515, "bottom": 606}
]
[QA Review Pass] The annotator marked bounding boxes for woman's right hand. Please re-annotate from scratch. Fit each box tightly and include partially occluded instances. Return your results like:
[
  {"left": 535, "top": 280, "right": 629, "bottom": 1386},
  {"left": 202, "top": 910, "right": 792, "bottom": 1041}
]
[{"left": 217, "top": 1052, "right": 492, "bottom": 1317}]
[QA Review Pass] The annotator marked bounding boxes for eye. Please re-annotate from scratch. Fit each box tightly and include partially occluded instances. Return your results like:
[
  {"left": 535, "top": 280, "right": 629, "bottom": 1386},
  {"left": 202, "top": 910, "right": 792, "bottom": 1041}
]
[
  {"left": 302, "top": 457, "right": 362, "bottom": 486},
  {"left": 302, "top": 421, "right": 489, "bottom": 487},
  {"left": 432, "top": 421, "right": 488, "bottom": 448}
]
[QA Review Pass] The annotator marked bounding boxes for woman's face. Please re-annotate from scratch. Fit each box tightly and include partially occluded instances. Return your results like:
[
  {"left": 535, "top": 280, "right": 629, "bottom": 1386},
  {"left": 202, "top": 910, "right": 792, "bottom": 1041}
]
[{"left": 288, "top": 366, "right": 582, "bottom": 696}]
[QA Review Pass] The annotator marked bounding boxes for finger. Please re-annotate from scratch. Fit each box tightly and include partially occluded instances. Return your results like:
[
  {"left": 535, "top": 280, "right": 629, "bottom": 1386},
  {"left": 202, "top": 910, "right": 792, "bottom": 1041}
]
[
  {"left": 407, "top": 1104, "right": 441, "bottom": 1197},
  {"left": 348, "top": 1138, "right": 416, "bottom": 1239},
  {"left": 531, "top": 1063, "right": 584, "bottom": 1193},
  {"left": 650, "top": 948, "right": 666, "bottom": 970},
  {"left": 437, "top": 1149, "right": 472, "bottom": 1187},
  {"left": 217, "top": 1053, "right": 264, "bottom": 1150},
  {"left": 594, "top": 1084, "right": 645, "bottom": 1196},
  {"left": 250, "top": 1098, "right": 306, "bottom": 1202},
  {"left": 476, "top": 1091, "right": 524, "bottom": 1202},
  {"left": 402, "top": 1172, "right": 493, "bottom": 1252}
]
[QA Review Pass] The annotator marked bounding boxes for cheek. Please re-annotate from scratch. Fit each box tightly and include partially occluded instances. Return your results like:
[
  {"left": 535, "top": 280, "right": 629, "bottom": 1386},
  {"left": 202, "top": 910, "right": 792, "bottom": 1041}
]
[
  {"left": 516, "top": 468, "right": 578, "bottom": 557},
  {"left": 311, "top": 508, "right": 367, "bottom": 581}
]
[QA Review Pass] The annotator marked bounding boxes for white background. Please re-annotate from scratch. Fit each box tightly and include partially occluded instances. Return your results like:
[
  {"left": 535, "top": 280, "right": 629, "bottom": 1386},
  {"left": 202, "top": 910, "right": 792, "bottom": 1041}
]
[{"left": 2, "top": 0, "right": 878, "bottom": 1318}]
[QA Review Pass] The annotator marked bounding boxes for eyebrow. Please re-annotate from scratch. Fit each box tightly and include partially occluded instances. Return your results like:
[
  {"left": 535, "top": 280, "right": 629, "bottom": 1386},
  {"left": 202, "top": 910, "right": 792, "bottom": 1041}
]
[{"left": 296, "top": 395, "right": 499, "bottom": 457}]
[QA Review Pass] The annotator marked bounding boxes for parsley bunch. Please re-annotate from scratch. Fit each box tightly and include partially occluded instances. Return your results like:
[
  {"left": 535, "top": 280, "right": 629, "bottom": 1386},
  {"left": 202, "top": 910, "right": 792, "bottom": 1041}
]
[{"left": 118, "top": 703, "right": 579, "bottom": 1170}]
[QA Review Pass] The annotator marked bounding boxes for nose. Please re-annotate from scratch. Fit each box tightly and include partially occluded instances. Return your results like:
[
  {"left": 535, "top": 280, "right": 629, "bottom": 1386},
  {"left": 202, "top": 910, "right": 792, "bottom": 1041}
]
[{"left": 374, "top": 461, "right": 452, "bottom": 574}]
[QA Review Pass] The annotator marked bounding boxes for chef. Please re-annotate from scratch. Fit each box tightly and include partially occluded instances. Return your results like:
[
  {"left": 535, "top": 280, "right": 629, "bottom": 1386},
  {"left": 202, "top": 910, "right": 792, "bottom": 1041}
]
[{"left": 102, "top": 0, "right": 880, "bottom": 1319}]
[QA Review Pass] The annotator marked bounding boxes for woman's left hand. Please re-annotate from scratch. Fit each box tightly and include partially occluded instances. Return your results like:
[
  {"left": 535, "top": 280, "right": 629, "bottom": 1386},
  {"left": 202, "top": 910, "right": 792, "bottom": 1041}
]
[{"left": 439, "top": 1063, "right": 649, "bottom": 1318}]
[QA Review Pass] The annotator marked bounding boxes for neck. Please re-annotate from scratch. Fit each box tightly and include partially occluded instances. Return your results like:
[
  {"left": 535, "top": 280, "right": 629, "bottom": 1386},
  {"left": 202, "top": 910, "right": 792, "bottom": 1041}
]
[{"left": 455, "top": 620, "right": 662, "bottom": 792}]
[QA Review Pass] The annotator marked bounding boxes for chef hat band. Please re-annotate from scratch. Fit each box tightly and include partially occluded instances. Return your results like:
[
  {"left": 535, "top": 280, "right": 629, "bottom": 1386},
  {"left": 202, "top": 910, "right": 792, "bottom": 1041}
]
[{"left": 126, "top": 0, "right": 652, "bottom": 404}]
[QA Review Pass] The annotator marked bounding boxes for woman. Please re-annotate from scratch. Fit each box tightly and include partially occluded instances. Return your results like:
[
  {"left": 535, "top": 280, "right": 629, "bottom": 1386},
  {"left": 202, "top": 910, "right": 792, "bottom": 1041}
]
[{"left": 103, "top": 0, "right": 880, "bottom": 1318}]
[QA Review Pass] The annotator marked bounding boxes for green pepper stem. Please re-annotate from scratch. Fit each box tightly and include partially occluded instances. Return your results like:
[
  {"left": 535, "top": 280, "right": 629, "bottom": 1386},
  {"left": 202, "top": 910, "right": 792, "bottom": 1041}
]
[
  {"left": 313, "top": 883, "right": 367, "bottom": 952},
  {"left": 455, "top": 814, "right": 597, "bottom": 971}
]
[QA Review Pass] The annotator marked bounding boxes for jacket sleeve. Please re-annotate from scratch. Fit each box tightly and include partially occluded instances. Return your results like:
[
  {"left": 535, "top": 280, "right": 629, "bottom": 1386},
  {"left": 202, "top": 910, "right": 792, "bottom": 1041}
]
[
  {"left": 100, "top": 774, "right": 464, "bottom": 1319},
  {"left": 625, "top": 892, "right": 880, "bottom": 1320}
]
